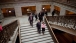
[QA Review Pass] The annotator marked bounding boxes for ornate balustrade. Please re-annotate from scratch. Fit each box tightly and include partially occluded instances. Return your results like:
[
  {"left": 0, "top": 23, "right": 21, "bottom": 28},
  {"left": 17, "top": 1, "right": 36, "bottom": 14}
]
[
  {"left": 52, "top": 0, "right": 76, "bottom": 8},
  {"left": 0, "top": 20, "right": 18, "bottom": 43},
  {"left": 45, "top": 16, "right": 59, "bottom": 43},
  {"left": 46, "top": 16, "right": 76, "bottom": 30}
]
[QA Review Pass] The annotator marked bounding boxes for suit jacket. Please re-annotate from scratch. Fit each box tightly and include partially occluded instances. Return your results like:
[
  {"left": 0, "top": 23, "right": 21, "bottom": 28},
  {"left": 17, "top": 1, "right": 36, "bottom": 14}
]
[
  {"left": 28, "top": 15, "right": 33, "bottom": 21},
  {"left": 36, "top": 22, "right": 41, "bottom": 29}
]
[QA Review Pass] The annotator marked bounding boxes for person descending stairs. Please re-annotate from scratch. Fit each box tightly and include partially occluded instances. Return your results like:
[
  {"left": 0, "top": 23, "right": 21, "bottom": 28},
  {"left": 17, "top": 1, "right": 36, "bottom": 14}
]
[{"left": 19, "top": 21, "right": 54, "bottom": 43}]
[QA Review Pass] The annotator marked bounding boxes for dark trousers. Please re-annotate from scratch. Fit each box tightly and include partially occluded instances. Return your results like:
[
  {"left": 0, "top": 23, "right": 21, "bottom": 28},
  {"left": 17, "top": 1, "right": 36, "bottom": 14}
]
[
  {"left": 39, "top": 17, "right": 43, "bottom": 22},
  {"left": 42, "top": 28, "right": 45, "bottom": 34},
  {"left": 30, "top": 20, "right": 33, "bottom": 27},
  {"left": 39, "top": 19, "right": 42, "bottom": 22},
  {"left": 37, "top": 27, "right": 41, "bottom": 34},
  {"left": 35, "top": 16, "right": 37, "bottom": 21},
  {"left": 45, "top": 13, "right": 47, "bottom": 16},
  {"left": 46, "top": 14, "right": 47, "bottom": 16}
]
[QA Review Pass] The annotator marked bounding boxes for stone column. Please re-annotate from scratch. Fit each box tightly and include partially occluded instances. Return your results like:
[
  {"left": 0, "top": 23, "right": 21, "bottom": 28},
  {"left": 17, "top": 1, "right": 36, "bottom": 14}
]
[
  {"left": 60, "top": 7, "right": 66, "bottom": 16},
  {"left": 50, "top": 4, "right": 54, "bottom": 16},
  {"left": 51, "top": 3, "right": 54, "bottom": 14},
  {"left": 36, "top": 4, "right": 42, "bottom": 14},
  {"left": 14, "top": 6, "right": 22, "bottom": 17}
]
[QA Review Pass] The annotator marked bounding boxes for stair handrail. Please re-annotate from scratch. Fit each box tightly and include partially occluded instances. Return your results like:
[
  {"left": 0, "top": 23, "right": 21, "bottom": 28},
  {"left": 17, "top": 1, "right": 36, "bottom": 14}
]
[
  {"left": 0, "top": 20, "right": 18, "bottom": 43},
  {"left": 17, "top": 20, "right": 21, "bottom": 43},
  {"left": 45, "top": 16, "right": 59, "bottom": 43}
]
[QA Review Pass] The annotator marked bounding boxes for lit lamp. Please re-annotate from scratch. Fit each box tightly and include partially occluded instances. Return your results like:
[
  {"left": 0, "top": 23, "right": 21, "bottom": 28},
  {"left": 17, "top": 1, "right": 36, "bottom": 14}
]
[
  {"left": 27, "top": 9, "right": 31, "bottom": 13},
  {"left": 27, "top": 9, "right": 30, "bottom": 11},
  {"left": 43, "top": 8, "right": 45, "bottom": 9},
  {"left": 9, "top": 11, "right": 11, "bottom": 13}
]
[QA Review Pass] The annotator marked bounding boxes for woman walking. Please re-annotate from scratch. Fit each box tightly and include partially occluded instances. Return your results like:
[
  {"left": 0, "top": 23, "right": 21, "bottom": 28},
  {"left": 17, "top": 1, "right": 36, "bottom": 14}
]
[{"left": 41, "top": 22, "right": 46, "bottom": 35}]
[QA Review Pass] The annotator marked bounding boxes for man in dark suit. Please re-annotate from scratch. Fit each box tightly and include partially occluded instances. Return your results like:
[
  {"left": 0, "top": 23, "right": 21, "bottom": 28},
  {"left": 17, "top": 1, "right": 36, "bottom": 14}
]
[
  {"left": 36, "top": 20, "right": 41, "bottom": 34},
  {"left": 38, "top": 12, "right": 42, "bottom": 22},
  {"left": 38, "top": 11, "right": 44, "bottom": 22},
  {"left": 28, "top": 13, "right": 33, "bottom": 27}
]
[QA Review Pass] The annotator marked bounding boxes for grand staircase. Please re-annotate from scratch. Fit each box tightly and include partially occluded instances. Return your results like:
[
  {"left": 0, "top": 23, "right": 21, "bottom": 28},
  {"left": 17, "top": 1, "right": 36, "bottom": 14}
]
[{"left": 20, "top": 22, "right": 54, "bottom": 43}]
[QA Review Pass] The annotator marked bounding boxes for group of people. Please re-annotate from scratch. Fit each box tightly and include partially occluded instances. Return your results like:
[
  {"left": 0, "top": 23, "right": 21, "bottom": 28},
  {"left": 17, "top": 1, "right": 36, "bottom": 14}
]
[
  {"left": 36, "top": 20, "right": 45, "bottom": 35},
  {"left": 28, "top": 10, "right": 47, "bottom": 26},
  {"left": 28, "top": 10, "right": 47, "bottom": 35}
]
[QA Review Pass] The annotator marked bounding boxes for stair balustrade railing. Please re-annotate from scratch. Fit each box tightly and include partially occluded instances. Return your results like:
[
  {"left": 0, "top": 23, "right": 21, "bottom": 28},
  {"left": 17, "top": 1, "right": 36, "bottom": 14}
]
[
  {"left": 0, "top": 20, "right": 18, "bottom": 43},
  {"left": 45, "top": 16, "right": 59, "bottom": 43},
  {"left": 46, "top": 16, "right": 76, "bottom": 30},
  {"left": 17, "top": 20, "right": 21, "bottom": 43}
]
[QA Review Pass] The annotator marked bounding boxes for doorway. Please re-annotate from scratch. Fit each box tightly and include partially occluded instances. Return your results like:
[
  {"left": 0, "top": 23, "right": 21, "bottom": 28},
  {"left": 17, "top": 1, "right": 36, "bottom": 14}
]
[
  {"left": 42, "top": 5, "right": 51, "bottom": 12},
  {"left": 1, "top": 8, "right": 15, "bottom": 17},
  {"left": 21, "top": 6, "right": 36, "bottom": 15},
  {"left": 54, "top": 6, "right": 60, "bottom": 15}
]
